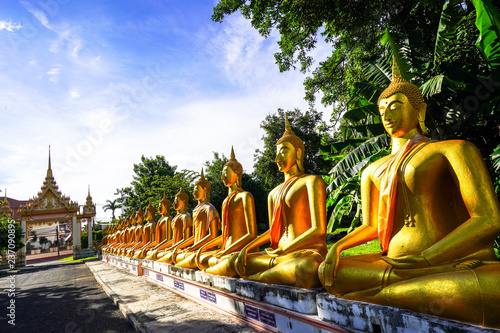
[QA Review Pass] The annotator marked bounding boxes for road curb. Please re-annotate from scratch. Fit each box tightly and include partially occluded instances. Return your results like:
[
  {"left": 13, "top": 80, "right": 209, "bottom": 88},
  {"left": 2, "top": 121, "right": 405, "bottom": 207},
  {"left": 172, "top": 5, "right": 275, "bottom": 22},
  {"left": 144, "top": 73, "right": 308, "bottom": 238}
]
[{"left": 85, "top": 261, "right": 149, "bottom": 333}]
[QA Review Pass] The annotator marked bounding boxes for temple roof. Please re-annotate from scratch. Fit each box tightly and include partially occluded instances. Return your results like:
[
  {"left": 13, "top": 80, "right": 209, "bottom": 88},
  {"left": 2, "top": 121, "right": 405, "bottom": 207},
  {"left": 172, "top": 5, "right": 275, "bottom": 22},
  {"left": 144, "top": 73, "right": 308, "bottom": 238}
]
[{"left": 18, "top": 147, "right": 79, "bottom": 219}]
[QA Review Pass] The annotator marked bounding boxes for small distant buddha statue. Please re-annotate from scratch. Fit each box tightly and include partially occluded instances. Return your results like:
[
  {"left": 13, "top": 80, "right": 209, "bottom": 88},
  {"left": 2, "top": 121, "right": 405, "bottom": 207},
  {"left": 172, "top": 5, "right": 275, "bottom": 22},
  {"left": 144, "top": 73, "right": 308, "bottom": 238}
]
[
  {"left": 102, "top": 221, "right": 118, "bottom": 253},
  {"left": 153, "top": 188, "right": 192, "bottom": 261},
  {"left": 177, "top": 148, "right": 257, "bottom": 273},
  {"left": 233, "top": 118, "right": 327, "bottom": 288},
  {"left": 144, "top": 193, "right": 173, "bottom": 259},
  {"left": 162, "top": 169, "right": 221, "bottom": 265},
  {"left": 123, "top": 208, "right": 145, "bottom": 256},
  {"left": 133, "top": 202, "right": 157, "bottom": 258},
  {"left": 112, "top": 216, "right": 130, "bottom": 255},
  {"left": 318, "top": 59, "right": 500, "bottom": 328}
]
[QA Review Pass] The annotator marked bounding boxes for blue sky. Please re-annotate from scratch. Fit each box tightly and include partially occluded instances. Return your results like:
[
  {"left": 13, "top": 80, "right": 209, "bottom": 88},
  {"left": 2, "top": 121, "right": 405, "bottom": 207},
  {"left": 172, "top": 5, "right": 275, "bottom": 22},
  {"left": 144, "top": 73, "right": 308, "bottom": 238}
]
[{"left": 0, "top": 0, "right": 331, "bottom": 221}]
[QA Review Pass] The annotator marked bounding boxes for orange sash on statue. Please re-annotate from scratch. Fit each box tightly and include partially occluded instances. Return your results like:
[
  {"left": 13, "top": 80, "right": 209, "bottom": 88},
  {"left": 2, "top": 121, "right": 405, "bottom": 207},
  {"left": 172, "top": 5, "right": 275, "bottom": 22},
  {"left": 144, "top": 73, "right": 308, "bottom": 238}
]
[
  {"left": 269, "top": 173, "right": 304, "bottom": 249},
  {"left": 376, "top": 134, "right": 430, "bottom": 252},
  {"left": 220, "top": 190, "right": 241, "bottom": 251}
]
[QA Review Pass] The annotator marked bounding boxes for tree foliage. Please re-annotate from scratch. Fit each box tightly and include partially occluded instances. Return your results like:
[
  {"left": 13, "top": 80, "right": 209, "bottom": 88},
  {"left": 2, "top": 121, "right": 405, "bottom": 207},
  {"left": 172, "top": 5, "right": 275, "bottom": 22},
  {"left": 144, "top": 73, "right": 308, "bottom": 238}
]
[
  {"left": 115, "top": 155, "right": 198, "bottom": 215},
  {"left": 103, "top": 199, "right": 122, "bottom": 221},
  {"left": 0, "top": 216, "right": 25, "bottom": 252}
]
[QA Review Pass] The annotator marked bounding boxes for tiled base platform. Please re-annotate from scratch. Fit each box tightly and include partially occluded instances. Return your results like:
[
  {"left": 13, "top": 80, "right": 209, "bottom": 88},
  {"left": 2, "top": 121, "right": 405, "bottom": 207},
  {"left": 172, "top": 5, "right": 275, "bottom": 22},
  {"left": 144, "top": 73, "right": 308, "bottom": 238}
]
[{"left": 102, "top": 254, "right": 500, "bottom": 333}]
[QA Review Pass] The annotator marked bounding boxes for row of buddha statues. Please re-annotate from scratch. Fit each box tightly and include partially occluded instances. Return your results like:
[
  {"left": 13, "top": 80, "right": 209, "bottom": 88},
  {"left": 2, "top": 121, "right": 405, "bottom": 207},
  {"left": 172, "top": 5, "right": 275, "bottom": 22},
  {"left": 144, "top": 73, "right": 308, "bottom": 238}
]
[{"left": 101, "top": 61, "right": 500, "bottom": 328}]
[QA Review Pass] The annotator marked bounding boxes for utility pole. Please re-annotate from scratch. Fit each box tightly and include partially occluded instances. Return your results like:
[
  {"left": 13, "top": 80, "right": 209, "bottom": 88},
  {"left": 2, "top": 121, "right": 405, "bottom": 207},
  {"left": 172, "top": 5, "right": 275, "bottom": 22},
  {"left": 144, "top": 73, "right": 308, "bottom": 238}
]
[{"left": 56, "top": 224, "right": 60, "bottom": 257}]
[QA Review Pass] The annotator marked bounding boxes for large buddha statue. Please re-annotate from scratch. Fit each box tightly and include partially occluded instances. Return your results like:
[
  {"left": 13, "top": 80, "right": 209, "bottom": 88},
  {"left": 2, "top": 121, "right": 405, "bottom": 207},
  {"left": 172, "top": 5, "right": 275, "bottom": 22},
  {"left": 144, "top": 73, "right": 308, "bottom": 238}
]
[
  {"left": 151, "top": 188, "right": 192, "bottom": 261},
  {"left": 162, "top": 169, "right": 221, "bottom": 265},
  {"left": 233, "top": 119, "right": 327, "bottom": 289},
  {"left": 133, "top": 202, "right": 157, "bottom": 258},
  {"left": 144, "top": 193, "right": 173, "bottom": 259},
  {"left": 177, "top": 148, "right": 257, "bottom": 273},
  {"left": 318, "top": 61, "right": 500, "bottom": 328}
]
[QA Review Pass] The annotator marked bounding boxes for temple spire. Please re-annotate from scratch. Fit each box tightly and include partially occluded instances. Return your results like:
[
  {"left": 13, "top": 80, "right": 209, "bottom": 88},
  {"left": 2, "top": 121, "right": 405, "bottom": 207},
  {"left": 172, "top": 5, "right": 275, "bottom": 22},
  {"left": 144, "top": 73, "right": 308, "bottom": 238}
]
[{"left": 47, "top": 145, "right": 53, "bottom": 178}]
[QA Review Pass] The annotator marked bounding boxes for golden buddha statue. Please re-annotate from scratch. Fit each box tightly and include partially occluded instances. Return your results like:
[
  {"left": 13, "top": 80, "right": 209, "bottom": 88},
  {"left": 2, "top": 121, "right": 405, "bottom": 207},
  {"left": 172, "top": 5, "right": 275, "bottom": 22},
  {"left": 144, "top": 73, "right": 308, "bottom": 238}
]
[
  {"left": 133, "top": 202, "right": 157, "bottom": 258},
  {"left": 162, "top": 169, "right": 221, "bottom": 265},
  {"left": 177, "top": 148, "right": 257, "bottom": 273},
  {"left": 111, "top": 216, "right": 129, "bottom": 255},
  {"left": 144, "top": 193, "right": 173, "bottom": 259},
  {"left": 318, "top": 60, "right": 500, "bottom": 328},
  {"left": 101, "top": 222, "right": 116, "bottom": 253},
  {"left": 233, "top": 119, "right": 327, "bottom": 288},
  {"left": 152, "top": 188, "right": 192, "bottom": 261},
  {"left": 123, "top": 208, "right": 145, "bottom": 256}
]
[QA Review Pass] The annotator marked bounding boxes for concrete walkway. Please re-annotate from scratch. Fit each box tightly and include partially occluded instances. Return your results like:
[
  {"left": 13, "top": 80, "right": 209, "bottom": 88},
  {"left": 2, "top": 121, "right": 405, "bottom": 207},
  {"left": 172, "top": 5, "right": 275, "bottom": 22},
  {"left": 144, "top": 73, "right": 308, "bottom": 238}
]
[{"left": 86, "top": 259, "right": 257, "bottom": 333}]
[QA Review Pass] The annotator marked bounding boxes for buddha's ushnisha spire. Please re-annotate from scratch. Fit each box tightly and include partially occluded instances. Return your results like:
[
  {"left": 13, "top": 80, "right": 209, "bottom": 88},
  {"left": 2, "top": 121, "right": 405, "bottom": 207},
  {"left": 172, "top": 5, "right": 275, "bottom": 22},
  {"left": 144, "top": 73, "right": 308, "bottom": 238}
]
[{"left": 392, "top": 55, "right": 401, "bottom": 80}]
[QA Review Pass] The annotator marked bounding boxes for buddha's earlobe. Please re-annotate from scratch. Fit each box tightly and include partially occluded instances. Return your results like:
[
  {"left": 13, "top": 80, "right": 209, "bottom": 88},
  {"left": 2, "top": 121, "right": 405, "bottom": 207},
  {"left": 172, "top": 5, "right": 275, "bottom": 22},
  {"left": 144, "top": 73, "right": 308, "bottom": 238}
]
[{"left": 418, "top": 103, "right": 428, "bottom": 134}]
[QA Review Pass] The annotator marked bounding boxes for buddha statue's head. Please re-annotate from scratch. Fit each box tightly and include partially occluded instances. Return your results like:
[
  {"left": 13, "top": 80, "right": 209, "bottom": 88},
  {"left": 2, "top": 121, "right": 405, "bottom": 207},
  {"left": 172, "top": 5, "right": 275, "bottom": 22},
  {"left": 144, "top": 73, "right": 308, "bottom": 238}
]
[
  {"left": 174, "top": 187, "right": 189, "bottom": 211},
  {"left": 193, "top": 168, "right": 211, "bottom": 201},
  {"left": 158, "top": 192, "right": 171, "bottom": 215},
  {"left": 222, "top": 146, "right": 243, "bottom": 188},
  {"left": 145, "top": 202, "right": 156, "bottom": 222},
  {"left": 136, "top": 206, "right": 145, "bottom": 224},
  {"left": 378, "top": 58, "right": 427, "bottom": 137},
  {"left": 276, "top": 116, "right": 305, "bottom": 173}
]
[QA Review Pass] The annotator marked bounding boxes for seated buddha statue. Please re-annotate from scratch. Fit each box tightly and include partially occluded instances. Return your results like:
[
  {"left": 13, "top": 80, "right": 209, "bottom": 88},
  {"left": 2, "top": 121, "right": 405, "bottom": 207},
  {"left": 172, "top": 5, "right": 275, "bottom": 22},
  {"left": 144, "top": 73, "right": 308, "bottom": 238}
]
[
  {"left": 121, "top": 208, "right": 145, "bottom": 256},
  {"left": 112, "top": 216, "right": 130, "bottom": 255},
  {"left": 144, "top": 193, "right": 173, "bottom": 259},
  {"left": 177, "top": 148, "right": 257, "bottom": 273},
  {"left": 133, "top": 202, "right": 158, "bottom": 258},
  {"left": 162, "top": 169, "right": 221, "bottom": 265},
  {"left": 233, "top": 119, "right": 327, "bottom": 289},
  {"left": 318, "top": 61, "right": 500, "bottom": 328},
  {"left": 101, "top": 221, "right": 117, "bottom": 253},
  {"left": 152, "top": 188, "right": 192, "bottom": 261}
]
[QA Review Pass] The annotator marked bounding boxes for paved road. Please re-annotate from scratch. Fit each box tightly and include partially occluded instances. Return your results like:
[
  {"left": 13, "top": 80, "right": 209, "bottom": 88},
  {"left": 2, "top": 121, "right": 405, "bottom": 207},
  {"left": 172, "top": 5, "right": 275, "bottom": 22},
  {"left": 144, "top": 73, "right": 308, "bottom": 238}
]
[{"left": 0, "top": 259, "right": 135, "bottom": 333}]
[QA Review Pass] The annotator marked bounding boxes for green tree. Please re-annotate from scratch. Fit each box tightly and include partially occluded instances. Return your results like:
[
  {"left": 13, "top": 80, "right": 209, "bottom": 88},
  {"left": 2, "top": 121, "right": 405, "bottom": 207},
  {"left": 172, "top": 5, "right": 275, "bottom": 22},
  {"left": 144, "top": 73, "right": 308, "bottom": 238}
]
[
  {"left": 115, "top": 155, "right": 198, "bottom": 214},
  {"left": 0, "top": 216, "right": 25, "bottom": 252},
  {"left": 253, "top": 108, "right": 332, "bottom": 192},
  {"left": 103, "top": 199, "right": 122, "bottom": 221},
  {"left": 38, "top": 236, "right": 49, "bottom": 250}
]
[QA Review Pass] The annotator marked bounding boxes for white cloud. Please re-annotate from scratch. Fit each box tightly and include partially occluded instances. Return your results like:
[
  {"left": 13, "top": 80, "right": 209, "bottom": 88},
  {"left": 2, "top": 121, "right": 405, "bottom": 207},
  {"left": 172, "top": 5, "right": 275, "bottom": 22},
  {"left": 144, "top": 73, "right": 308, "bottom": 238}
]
[
  {"left": 47, "top": 66, "right": 61, "bottom": 82},
  {"left": 0, "top": 20, "right": 22, "bottom": 32}
]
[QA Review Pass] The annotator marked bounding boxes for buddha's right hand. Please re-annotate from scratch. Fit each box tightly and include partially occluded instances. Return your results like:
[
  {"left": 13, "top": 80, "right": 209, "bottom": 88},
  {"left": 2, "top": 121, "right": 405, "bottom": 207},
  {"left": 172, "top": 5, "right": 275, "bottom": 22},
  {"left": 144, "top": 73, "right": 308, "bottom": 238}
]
[
  {"left": 194, "top": 248, "right": 203, "bottom": 267},
  {"left": 322, "top": 246, "right": 341, "bottom": 287},
  {"left": 235, "top": 249, "right": 248, "bottom": 277}
]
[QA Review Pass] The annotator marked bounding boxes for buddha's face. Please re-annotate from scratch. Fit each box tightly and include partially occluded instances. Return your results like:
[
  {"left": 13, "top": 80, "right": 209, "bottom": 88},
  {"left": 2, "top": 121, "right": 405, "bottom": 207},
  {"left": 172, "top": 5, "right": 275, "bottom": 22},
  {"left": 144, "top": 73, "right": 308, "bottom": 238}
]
[
  {"left": 192, "top": 184, "right": 205, "bottom": 201},
  {"left": 378, "top": 93, "right": 418, "bottom": 138},
  {"left": 173, "top": 196, "right": 183, "bottom": 211},
  {"left": 275, "top": 142, "right": 298, "bottom": 173},
  {"left": 221, "top": 166, "right": 237, "bottom": 187}
]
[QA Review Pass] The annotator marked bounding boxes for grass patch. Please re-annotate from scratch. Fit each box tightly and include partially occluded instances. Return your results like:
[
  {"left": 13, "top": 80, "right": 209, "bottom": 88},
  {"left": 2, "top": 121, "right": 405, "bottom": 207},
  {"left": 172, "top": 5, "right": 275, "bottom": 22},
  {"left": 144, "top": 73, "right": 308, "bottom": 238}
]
[
  {"left": 58, "top": 255, "right": 96, "bottom": 263},
  {"left": 339, "top": 239, "right": 382, "bottom": 257},
  {"left": 327, "top": 228, "right": 382, "bottom": 256}
]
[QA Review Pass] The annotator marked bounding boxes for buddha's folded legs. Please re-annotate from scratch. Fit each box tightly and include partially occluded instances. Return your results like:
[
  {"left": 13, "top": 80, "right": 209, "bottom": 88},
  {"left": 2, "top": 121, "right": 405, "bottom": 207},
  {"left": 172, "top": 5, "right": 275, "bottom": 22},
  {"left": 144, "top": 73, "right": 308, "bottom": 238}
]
[
  {"left": 344, "top": 264, "right": 500, "bottom": 327},
  {"left": 175, "top": 252, "right": 198, "bottom": 269},
  {"left": 204, "top": 253, "right": 237, "bottom": 277},
  {"left": 243, "top": 250, "right": 324, "bottom": 289}
]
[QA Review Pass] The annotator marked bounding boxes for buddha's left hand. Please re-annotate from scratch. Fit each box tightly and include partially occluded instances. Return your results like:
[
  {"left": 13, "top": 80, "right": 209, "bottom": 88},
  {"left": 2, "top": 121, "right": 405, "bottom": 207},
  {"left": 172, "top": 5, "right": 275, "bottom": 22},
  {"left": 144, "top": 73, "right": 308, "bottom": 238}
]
[
  {"left": 381, "top": 255, "right": 429, "bottom": 269},
  {"left": 265, "top": 247, "right": 284, "bottom": 257}
]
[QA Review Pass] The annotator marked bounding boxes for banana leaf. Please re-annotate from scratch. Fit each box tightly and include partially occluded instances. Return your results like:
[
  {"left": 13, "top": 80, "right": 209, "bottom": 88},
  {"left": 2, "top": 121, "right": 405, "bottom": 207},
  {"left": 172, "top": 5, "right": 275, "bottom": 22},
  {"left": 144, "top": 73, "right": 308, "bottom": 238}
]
[
  {"left": 471, "top": 0, "right": 500, "bottom": 72},
  {"left": 434, "top": 0, "right": 464, "bottom": 64}
]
